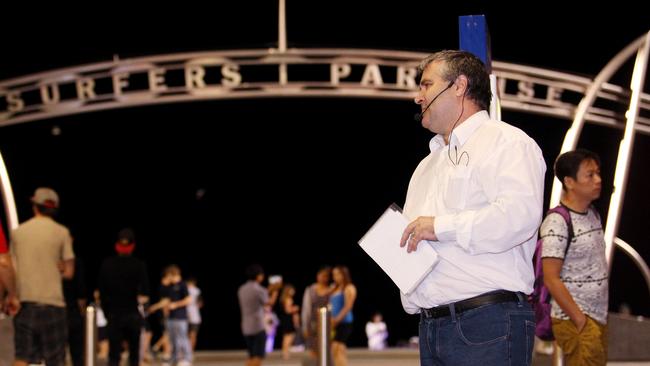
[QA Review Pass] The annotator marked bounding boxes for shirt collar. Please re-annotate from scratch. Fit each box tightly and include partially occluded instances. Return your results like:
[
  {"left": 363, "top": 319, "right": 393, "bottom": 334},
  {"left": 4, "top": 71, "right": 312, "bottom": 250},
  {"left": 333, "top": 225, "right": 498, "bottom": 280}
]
[{"left": 429, "top": 110, "right": 490, "bottom": 152}]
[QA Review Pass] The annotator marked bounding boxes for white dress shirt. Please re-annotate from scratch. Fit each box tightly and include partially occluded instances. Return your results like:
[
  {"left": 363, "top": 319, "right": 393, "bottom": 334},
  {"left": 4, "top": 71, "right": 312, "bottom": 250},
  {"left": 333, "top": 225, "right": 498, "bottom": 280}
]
[{"left": 400, "top": 111, "right": 546, "bottom": 314}]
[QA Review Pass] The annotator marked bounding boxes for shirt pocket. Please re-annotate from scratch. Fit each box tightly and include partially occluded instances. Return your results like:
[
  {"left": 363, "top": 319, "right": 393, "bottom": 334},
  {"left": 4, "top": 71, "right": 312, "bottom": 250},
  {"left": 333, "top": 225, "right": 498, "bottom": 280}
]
[{"left": 444, "top": 165, "right": 472, "bottom": 210}]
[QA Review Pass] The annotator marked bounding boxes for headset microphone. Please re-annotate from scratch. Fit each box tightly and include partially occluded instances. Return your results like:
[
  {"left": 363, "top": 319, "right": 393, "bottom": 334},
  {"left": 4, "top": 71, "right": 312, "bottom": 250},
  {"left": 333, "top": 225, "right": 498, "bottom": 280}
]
[{"left": 413, "top": 81, "right": 455, "bottom": 122}]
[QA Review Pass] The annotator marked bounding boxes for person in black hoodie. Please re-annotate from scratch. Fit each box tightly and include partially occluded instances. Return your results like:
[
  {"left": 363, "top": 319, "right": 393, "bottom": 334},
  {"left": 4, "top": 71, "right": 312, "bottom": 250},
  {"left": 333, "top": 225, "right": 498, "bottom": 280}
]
[{"left": 98, "top": 228, "right": 149, "bottom": 366}]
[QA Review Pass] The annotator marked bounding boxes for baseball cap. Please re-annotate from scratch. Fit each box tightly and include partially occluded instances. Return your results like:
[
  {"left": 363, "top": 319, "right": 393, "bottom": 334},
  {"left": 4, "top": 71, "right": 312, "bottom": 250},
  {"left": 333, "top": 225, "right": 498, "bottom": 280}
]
[
  {"left": 117, "top": 228, "right": 135, "bottom": 244},
  {"left": 31, "top": 187, "right": 59, "bottom": 208}
]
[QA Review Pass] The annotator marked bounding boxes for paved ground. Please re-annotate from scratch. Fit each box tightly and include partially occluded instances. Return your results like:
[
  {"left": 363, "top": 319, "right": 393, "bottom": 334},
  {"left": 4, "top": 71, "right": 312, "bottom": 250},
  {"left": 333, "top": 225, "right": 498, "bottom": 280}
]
[
  {"left": 3, "top": 315, "right": 649, "bottom": 366},
  {"left": 190, "top": 349, "right": 648, "bottom": 366},
  {"left": 191, "top": 349, "right": 549, "bottom": 366}
]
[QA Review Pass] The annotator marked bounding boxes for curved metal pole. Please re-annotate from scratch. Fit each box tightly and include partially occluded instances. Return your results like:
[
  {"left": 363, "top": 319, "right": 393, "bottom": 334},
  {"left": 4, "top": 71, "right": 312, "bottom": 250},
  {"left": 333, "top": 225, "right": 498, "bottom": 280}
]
[
  {"left": 603, "top": 31, "right": 650, "bottom": 266},
  {"left": 614, "top": 237, "right": 650, "bottom": 296},
  {"left": 0, "top": 149, "right": 19, "bottom": 230},
  {"left": 546, "top": 33, "right": 649, "bottom": 366},
  {"left": 549, "top": 33, "right": 648, "bottom": 208}
]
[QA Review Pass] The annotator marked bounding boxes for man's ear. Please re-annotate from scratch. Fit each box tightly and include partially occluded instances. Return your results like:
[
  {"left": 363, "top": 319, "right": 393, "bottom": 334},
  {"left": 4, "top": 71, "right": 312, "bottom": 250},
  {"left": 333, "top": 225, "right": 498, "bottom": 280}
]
[
  {"left": 564, "top": 176, "right": 576, "bottom": 191},
  {"left": 454, "top": 75, "right": 469, "bottom": 97}
]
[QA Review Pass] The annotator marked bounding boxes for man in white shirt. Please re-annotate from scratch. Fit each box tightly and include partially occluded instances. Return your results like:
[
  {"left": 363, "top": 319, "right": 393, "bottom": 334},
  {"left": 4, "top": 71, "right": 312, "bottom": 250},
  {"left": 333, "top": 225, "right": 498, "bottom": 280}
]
[{"left": 399, "top": 50, "right": 546, "bottom": 366}]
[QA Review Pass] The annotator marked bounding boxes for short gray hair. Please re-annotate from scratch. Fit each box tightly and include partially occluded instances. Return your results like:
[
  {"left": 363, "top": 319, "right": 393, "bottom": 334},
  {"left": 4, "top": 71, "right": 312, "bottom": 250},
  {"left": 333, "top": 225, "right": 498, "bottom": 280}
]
[{"left": 418, "top": 50, "right": 491, "bottom": 110}]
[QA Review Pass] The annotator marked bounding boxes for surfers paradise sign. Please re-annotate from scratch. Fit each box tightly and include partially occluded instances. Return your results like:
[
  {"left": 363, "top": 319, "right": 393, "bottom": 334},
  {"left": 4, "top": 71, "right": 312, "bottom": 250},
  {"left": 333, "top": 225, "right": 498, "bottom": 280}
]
[{"left": 1, "top": 48, "right": 649, "bottom": 133}]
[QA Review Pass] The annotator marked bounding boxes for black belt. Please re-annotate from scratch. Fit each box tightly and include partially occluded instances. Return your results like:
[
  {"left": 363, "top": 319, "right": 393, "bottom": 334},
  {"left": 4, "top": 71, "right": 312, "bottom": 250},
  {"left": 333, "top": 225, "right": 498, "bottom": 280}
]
[
  {"left": 21, "top": 302, "right": 58, "bottom": 308},
  {"left": 421, "top": 290, "right": 521, "bottom": 319}
]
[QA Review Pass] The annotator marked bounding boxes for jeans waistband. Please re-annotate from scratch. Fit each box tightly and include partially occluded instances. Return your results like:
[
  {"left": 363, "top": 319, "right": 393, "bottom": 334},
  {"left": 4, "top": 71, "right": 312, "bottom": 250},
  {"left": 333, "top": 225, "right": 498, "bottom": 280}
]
[{"left": 421, "top": 290, "right": 521, "bottom": 319}]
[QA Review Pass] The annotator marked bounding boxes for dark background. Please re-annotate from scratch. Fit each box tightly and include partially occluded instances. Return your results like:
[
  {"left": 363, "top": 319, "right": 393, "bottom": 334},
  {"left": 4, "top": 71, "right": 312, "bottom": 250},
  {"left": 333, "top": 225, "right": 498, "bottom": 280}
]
[{"left": 1, "top": 1, "right": 648, "bottom": 350}]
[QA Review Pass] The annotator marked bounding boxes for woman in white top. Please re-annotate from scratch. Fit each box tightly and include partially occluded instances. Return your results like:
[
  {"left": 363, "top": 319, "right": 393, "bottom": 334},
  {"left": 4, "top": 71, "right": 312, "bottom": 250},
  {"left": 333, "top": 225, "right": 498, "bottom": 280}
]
[{"left": 186, "top": 277, "right": 203, "bottom": 350}]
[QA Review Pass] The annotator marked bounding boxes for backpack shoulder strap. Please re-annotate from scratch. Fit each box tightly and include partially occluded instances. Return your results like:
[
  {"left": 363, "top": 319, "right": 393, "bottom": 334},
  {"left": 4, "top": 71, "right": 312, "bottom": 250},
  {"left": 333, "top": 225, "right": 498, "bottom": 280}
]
[{"left": 547, "top": 204, "right": 574, "bottom": 257}]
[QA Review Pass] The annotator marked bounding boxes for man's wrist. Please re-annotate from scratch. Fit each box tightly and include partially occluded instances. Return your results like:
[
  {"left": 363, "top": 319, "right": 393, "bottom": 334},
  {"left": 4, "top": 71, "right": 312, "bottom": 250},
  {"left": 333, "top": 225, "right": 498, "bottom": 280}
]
[
  {"left": 572, "top": 312, "right": 587, "bottom": 330},
  {"left": 434, "top": 214, "right": 454, "bottom": 241}
]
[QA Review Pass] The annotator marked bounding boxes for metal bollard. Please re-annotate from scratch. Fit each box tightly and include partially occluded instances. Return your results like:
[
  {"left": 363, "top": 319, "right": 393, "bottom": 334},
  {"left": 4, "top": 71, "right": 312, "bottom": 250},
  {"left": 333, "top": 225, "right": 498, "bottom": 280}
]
[
  {"left": 84, "top": 305, "right": 97, "bottom": 366},
  {"left": 317, "top": 306, "right": 331, "bottom": 366}
]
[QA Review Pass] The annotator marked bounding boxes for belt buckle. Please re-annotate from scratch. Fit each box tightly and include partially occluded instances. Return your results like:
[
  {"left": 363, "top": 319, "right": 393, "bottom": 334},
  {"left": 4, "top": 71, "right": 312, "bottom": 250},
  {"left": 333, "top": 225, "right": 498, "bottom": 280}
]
[
  {"left": 422, "top": 308, "right": 437, "bottom": 319},
  {"left": 423, "top": 306, "right": 443, "bottom": 318}
]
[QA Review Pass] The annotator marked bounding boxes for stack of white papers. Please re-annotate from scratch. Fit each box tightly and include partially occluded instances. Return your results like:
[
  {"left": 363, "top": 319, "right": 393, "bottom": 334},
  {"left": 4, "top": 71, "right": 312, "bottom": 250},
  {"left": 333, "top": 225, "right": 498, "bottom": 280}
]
[{"left": 358, "top": 204, "right": 439, "bottom": 295}]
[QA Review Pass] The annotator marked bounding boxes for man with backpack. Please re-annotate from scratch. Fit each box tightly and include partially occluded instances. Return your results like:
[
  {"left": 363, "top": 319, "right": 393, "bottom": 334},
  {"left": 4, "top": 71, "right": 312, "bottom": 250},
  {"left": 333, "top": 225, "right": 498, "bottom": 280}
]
[{"left": 541, "top": 149, "right": 608, "bottom": 365}]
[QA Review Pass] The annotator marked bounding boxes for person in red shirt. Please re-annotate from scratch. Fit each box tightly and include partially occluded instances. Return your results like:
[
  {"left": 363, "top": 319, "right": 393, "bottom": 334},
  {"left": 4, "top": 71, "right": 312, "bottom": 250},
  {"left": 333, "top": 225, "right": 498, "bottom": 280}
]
[{"left": 0, "top": 221, "right": 19, "bottom": 316}]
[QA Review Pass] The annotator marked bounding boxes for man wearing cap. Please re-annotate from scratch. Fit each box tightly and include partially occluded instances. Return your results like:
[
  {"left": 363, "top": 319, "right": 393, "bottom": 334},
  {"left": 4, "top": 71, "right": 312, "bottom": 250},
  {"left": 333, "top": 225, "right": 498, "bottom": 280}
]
[
  {"left": 98, "top": 228, "right": 150, "bottom": 366},
  {"left": 10, "top": 187, "right": 75, "bottom": 366}
]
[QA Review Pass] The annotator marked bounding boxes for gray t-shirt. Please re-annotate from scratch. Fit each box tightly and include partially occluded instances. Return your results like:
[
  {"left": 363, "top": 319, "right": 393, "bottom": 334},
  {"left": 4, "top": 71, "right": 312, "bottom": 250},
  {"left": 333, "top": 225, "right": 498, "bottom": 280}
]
[
  {"left": 540, "top": 207, "right": 608, "bottom": 324},
  {"left": 11, "top": 216, "right": 74, "bottom": 307},
  {"left": 237, "top": 280, "right": 268, "bottom": 335}
]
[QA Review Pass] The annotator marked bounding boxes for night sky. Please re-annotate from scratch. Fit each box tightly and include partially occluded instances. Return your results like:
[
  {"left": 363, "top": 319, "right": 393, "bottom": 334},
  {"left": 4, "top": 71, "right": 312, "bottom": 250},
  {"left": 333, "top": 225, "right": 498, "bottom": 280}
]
[{"left": 1, "top": 1, "right": 649, "bottom": 350}]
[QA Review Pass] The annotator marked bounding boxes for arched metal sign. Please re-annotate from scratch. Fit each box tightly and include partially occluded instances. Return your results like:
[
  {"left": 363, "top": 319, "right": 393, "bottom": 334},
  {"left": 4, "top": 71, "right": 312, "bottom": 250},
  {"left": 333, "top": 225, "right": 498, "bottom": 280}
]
[{"left": 1, "top": 49, "right": 649, "bottom": 132}]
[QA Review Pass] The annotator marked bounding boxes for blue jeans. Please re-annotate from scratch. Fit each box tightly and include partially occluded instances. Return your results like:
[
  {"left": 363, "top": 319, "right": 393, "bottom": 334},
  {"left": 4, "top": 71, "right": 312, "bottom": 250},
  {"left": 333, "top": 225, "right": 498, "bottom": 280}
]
[
  {"left": 167, "top": 319, "right": 192, "bottom": 363},
  {"left": 419, "top": 297, "right": 535, "bottom": 366}
]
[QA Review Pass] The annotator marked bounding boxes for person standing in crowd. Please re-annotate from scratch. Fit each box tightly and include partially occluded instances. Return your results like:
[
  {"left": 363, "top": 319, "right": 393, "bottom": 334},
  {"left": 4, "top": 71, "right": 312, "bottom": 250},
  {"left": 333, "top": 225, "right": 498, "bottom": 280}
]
[
  {"left": 301, "top": 266, "right": 332, "bottom": 361},
  {"left": 161, "top": 265, "right": 193, "bottom": 366},
  {"left": 91, "top": 289, "right": 109, "bottom": 361},
  {"left": 237, "top": 264, "right": 280, "bottom": 366},
  {"left": 186, "top": 277, "right": 203, "bottom": 351},
  {"left": 11, "top": 187, "right": 75, "bottom": 366},
  {"left": 365, "top": 312, "right": 388, "bottom": 351},
  {"left": 97, "top": 228, "right": 150, "bottom": 366},
  {"left": 263, "top": 306, "right": 279, "bottom": 354},
  {"left": 139, "top": 297, "right": 154, "bottom": 364},
  {"left": 399, "top": 50, "right": 546, "bottom": 365},
  {"left": 542, "top": 149, "right": 608, "bottom": 365},
  {"left": 278, "top": 284, "right": 300, "bottom": 360},
  {"left": 148, "top": 271, "right": 173, "bottom": 362},
  {"left": 0, "top": 219, "right": 19, "bottom": 316},
  {"left": 330, "top": 265, "right": 356, "bottom": 366},
  {"left": 63, "top": 253, "right": 86, "bottom": 366}
]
